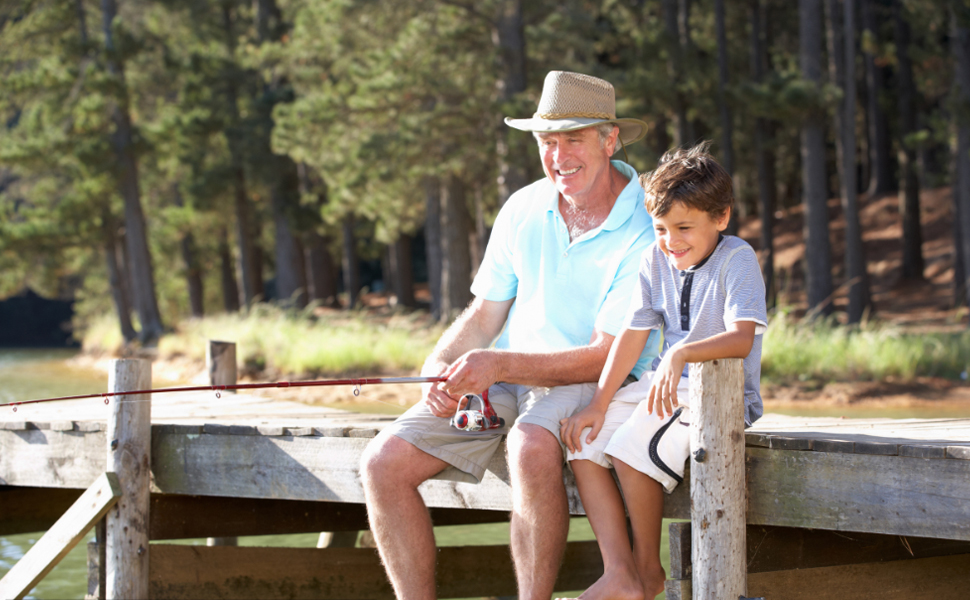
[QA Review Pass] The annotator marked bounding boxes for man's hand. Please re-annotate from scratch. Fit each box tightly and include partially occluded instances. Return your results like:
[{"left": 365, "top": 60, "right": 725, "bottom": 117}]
[
  {"left": 422, "top": 378, "right": 462, "bottom": 418},
  {"left": 559, "top": 404, "right": 607, "bottom": 454},
  {"left": 647, "top": 346, "right": 686, "bottom": 418},
  {"left": 441, "top": 349, "right": 504, "bottom": 399}
]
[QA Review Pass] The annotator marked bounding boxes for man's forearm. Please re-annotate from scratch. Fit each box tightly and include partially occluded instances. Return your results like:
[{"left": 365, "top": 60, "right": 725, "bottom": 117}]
[{"left": 483, "top": 345, "right": 610, "bottom": 388}]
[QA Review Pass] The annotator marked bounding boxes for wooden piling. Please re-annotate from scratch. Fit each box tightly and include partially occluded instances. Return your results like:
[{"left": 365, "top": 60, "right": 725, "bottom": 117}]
[
  {"left": 688, "top": 358, "right": 746, "bottom": 599},
  {"left": 206, "top": 340, "right": 237, "bottom": 391},
  {"left": 105, "top": 359, "right": 152, "bottom": 600},
  {"left": 206, "top": 340, "right": 239, "bottom": 548}
]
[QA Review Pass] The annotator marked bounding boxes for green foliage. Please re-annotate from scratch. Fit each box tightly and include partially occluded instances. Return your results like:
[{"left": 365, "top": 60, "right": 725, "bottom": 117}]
[
  {"left": 762, "top": 312, "right": 970, "bottom": 385},
  {"left": 86, "top": 304, "right": 446, "bottom": 377}
]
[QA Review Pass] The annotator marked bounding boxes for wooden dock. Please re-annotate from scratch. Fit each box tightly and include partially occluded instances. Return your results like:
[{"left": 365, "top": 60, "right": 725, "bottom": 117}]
[{"left": 2, "top": 360, "right": 970, "bottom": 599}]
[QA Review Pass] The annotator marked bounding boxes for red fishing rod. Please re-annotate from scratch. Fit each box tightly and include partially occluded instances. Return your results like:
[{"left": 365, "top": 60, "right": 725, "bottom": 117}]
[
  {"left": 0, "top": 375, "right": 448, "bottom": 411},
  {"left": 3, "top": 374, "right": 506, "bottom": 432}
]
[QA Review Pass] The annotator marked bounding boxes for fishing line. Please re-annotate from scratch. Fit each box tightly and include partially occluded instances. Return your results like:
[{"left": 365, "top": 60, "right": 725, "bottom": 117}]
[{"left": 2, "top": 376, "right": 447, "bottom": 413}]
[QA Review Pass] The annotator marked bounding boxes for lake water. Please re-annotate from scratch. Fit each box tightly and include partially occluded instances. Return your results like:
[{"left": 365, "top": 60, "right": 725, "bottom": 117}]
[{"left": 2, "top": 348, "right": 968, "bottom": 599}]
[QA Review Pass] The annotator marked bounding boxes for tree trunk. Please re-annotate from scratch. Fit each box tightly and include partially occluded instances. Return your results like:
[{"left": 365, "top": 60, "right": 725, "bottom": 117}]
[
  {"left": 102, "top": 210, "right": 136, "bottom": 343},
  {"left": 715, "top": 0, "right": 737, "bottom": 235},
  {"left": 341, "top": 215, "right": 361, "bottom": 309},
  {"left": 102, "top": 0, "right": 164, "bottom": 344},
  {"left": 800, "top": 0, "right": 834, "bottom": 317},
  {"left": 439, "top": 174, "right": 473, "bottom": 322},
  {"left": 493, "top": 0, "right": 528, "bottom": 207},
  {"left": 862, "top": 0, "right": 895, "bottom": 196},
  {"left": 953, "top": 3, "right": 970, "bottom": 314},
  {"left": 751, "top": 0, "right": 777, "bottom": 309},
  {"left": 388, "top": 234, "right": 416, "bottom": 308},
  {"left": 222, "top": 3, "right": 261, "bottom": 309},
  {"left": 270, "top": 161, "right": 307, "bottom": 308},
  {"left": 424, "top": 176, "right": 443, "bottom": 320},
  {"left": 828, "top": 0, "right": 872, "bottom": 323},
  {"left": 173, "top": 187, "right": 204, "bottom": 318},
  {"left": 305, "top": 230, "right": 340, "bottom": 308},
  {"left": 218, "top": 226, "right": 241, "bottom": 313},
  {"left": 893, "top": 0, "right": 924, "bottom": 281},
  {"left": 664, "top": 0, "right": 690, "bottom": 146}
]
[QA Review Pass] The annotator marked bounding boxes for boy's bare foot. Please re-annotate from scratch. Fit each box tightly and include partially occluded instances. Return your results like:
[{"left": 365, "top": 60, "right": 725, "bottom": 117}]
[
  {"left": 638, "top": 564, "right": 666, "bottom": 599},
  {"left": 559, "top": 568, "right": 644, "bottom": 600}
]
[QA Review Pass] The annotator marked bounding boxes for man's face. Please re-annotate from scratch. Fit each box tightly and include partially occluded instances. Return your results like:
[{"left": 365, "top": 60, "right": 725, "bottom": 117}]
[{"left": 536, "top": 126, "right": 617, "bottom": 202}]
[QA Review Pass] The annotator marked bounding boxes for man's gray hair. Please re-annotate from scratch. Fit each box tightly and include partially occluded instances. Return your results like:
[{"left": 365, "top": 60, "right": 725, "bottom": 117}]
[{"left": 533, "top": 122, "right": 619, "bottom": 148}]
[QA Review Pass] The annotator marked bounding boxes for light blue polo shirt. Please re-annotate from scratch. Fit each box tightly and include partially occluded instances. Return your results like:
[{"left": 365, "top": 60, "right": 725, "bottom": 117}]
[{"left": 471, "top": 161, "right": 660, "bottom": 379}]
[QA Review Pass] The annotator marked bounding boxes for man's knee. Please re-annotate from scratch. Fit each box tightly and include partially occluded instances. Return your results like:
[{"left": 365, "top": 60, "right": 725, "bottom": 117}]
[
  {"left": 360, "top": 431, "right": 445, "bottom": 494},
  {"left": 360, "top": 432, "right": 406, "bottom": 492},
  {"left": 507, "top": 423, "right": 564, "bottom": 475}
]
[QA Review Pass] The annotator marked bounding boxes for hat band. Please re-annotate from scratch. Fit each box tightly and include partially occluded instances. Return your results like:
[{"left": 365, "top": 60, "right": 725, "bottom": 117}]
[{"left": 535, "top": 111, "right": 614, "bottom": 120}]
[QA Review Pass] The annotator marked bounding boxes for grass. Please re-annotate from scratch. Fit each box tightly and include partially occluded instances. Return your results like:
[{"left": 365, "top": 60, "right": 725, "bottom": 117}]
[
  {"left": 761, "top": 311, "right": 970, "bottom": 386},
  {"left": 83, "top": 304, "right": 446, "bottom": 378},
  {"left": 82, "top": 305, "right": 970, "bottom": 386}
]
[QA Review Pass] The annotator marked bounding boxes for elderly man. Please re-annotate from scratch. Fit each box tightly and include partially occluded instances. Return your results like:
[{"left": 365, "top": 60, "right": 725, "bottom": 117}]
[{"left": 360, "top": 71, "right": 659, "bottom": 600}]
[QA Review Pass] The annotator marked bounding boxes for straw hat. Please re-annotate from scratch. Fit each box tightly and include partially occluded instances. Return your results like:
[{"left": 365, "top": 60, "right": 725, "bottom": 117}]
[{"left": 505, "top": 71, "right": 648, "bottom": 148}]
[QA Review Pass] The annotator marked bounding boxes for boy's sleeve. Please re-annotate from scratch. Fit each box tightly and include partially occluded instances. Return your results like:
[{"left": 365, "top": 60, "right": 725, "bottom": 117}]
[
  {"left": 623, "top": 248, "right": 664, "bottom": 331},
  {"left": 470, "top": 199, "right": 518, "bottom": 302},
  {"left": 722, "top": 246, "right": 768, "bottom": 334}
]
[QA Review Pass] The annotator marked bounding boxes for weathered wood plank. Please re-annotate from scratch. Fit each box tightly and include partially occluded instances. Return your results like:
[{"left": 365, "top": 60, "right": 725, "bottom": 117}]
[
  {"left": 0, "top": 487, "right": 83, "bottom": 535},
  {"left": 688, "top": 358, "right": 746, "bottom": 598},
  {"left": 105, "top": 358, "right": 152, "bottom": 600},
  {"left": 1, "top": 428, "right": 691, "bottom": 518},
  {"left": 147, "top": 541, "right": 603, "bottom": 599},
  {"left": 149, "top": 495, "right": 511, "bottom": 539},
  {"left": 670, "top": 522, "right": 970, "bottom": 575},
  {"left": 0, "top": 472, "right": 120, "bottom": 600},
  {"left": 746, "top": 553, "right": 970, "bottom": 599},
  {"left": 746, "top": 447, "right": 970, "bottom": 541}
]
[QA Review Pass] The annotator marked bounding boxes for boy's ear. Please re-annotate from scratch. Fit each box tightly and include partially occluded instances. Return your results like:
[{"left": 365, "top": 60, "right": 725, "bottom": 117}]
[{"left": 715, "top": 207, "right": 731, "bottom": 231}]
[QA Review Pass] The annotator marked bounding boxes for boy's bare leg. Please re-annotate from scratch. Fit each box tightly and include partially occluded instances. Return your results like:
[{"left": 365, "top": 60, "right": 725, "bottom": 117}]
[
  {"left": 507, "top": 424, "right": 571, "bottom": 600},
  {"left": 360, "top": 432, "right": 450, "bottom": 600},
  {"left": 613, "top": 458, "right": 667, "bottom": 599},
  {"left": 558, "top": 460, "right": 643, "bottom": 600}
]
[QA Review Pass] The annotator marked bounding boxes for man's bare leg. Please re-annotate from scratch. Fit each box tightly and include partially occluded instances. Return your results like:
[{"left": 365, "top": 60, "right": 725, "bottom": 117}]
[
  {"left": 613, "top": 459, "right": 666, "bottom": 599},
  {"left": 507, "top": 424, "right": 571, "bottom": 600},
  {"left": 561, "top": 460, "right": 643, "bottom": 600},
  {"left": 360, "top": 432, "right": 449, "bottom": 600}
]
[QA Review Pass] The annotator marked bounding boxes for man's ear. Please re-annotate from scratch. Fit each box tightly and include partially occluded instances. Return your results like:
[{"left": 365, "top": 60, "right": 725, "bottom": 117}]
[{"left": 716, "top": 207, "right": 732, "bottom": 231}]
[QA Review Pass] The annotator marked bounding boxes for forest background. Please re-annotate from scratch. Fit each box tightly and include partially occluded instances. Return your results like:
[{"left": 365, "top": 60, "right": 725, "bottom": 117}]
[{"left": 3, "top": 0, "right": 970, "bottom": 401}]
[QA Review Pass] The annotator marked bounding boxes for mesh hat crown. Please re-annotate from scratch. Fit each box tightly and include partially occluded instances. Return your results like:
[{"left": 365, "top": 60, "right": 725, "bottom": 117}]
[{"left": 505, "top": 71, "right": 648, "bottom": 148}]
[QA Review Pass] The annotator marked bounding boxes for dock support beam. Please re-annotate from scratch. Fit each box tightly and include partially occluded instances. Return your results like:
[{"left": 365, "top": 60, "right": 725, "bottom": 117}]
[
  {"left": 105, "top": 359, "right": 152, "bottom": 600},
  {"left": 688, "top": 358, "right": 746, "bottom": 599},
  {"left": 205, "top": 340, "right": 239, "bottom": 548}
]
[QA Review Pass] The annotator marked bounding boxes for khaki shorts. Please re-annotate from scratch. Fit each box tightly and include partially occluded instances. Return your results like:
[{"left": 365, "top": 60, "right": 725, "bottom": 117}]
[{"left": 384, "top": 381, "right": 597, "bottom": 484}]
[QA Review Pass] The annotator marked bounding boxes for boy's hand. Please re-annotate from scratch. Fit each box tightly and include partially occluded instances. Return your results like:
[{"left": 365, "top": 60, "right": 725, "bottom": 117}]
[
  {"left": 647, "top": 347, "right": 687, "bottom": 418},
  {"left": 559, "top": 406, "right": 607, "bottom": 454}
]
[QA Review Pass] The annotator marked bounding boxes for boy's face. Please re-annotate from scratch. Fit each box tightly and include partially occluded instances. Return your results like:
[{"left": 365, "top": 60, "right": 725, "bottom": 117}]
[{"left": 652, "top": 202, "right": 730, "bottom": 271}]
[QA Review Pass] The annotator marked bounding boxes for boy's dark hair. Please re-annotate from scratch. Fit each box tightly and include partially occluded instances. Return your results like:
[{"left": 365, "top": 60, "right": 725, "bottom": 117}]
[{"left": 638, "top": 141, "right": 733, "bottom": 219}]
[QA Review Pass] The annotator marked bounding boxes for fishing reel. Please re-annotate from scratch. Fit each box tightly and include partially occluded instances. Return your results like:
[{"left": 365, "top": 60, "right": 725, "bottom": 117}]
[{"left": 450, "top": 390, "right": 505, "bottom": 432}]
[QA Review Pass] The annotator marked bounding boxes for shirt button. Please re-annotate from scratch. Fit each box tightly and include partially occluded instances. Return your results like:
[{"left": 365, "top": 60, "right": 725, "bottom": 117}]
[{"left": 563, "top": 252, "right": 568, "bottom": 257}]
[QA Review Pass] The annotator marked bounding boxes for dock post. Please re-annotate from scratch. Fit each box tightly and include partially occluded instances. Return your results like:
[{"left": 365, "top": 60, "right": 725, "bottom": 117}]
[
  {"left": 688, "top": 358, "right": 746, "bottom": 599},
  {"left": 206, "top": 340, "right": 239, "bottom": 548},
  {"left": 105, "top": 359, "right": 152, "bottom": 600}
]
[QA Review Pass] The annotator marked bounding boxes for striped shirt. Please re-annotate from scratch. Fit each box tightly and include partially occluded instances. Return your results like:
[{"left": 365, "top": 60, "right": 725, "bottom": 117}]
[{"left": 625, "top": 235, "right": 768, "bottom": 424}]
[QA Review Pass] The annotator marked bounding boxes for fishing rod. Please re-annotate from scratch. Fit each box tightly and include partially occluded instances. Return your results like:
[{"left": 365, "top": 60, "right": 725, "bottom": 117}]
[{"left": 0, "top": 375, "right": 448, "bottom": 411}]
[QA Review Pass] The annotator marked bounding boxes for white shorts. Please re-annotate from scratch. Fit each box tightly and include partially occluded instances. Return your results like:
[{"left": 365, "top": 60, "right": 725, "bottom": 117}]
[{"left": 566, "top": 373, "right": 690, "bottom": 494}]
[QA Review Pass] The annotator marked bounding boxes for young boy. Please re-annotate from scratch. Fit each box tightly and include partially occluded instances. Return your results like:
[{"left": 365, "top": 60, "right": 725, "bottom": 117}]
[{"left": 558, "top": 142, "right": 767, "bottom": 600}]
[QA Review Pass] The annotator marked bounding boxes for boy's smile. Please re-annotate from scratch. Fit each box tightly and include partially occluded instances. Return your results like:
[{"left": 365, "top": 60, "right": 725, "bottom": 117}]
[{"left": 652, "top": 203, "right": 730, "bottom": 271}]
